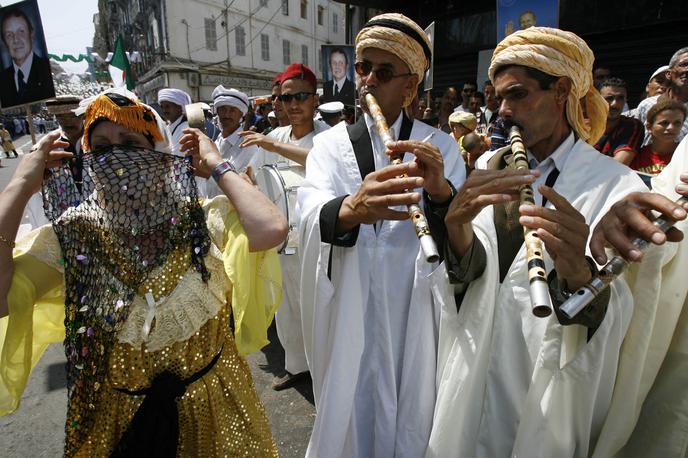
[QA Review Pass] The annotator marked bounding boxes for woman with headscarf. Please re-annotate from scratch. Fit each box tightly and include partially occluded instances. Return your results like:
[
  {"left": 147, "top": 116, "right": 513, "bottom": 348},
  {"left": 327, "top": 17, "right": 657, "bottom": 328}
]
[{"left": 0, "top": 88, "right": 286, "bottom": 456}]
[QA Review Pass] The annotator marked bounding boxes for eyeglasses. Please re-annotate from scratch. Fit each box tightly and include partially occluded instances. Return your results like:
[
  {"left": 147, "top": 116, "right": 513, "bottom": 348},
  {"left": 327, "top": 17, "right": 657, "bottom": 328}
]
[
  {"left": 354, "top": 61, "right": 412, "bottom": 84},
  {"left": 278, "top": 92, "right": 315, "bottom": 103},
  {"left": 270, "top": 94, "right": 279, "bottom": 101}
]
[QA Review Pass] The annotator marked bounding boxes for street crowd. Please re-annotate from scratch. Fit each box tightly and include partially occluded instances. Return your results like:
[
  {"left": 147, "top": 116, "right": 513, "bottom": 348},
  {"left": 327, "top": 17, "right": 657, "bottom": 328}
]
[{"left": 0, "top": 11, "right": 687, "bottom": 458}]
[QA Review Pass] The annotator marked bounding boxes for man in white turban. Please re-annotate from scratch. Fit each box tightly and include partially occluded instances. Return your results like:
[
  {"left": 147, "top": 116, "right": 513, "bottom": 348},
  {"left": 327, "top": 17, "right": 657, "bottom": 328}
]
[
  {"left": 157, "top": 88, "right": 191, "bottom": 154},
  {"left": 205, "top": 85, "right": 257, "bottom": 197},
  {"left": 157, "top": 87, "right": 206, "bottom": 195},
  {"left": 297, "top": 13, "right": 465, "bottom": 457},
  {"left": 426, "top": 27, "right": 647, "bottom": 457}
]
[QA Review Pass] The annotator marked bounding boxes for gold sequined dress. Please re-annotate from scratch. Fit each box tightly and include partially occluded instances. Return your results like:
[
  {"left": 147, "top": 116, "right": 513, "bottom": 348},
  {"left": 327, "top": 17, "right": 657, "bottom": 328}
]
[{"left": 0, "top": 197, "right": 281, "bottom": 457}]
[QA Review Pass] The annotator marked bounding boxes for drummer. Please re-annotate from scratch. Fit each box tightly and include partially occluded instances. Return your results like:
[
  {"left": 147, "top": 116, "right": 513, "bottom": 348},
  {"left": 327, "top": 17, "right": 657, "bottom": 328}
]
[{"left": 240, "top": 63, "right": 330, "bottom": 391}]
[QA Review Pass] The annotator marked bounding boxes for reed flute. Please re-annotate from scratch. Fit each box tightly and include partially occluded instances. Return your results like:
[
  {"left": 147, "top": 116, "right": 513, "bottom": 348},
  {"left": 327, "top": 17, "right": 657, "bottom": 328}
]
[
  {"left": 508, "top": 125, "right": 554, "bottom": 317},
  {"left": 363, "top": 92, "right": 439, "bottom": 263},
  {"left": 560, "top": 195, "right": 688, "bottom": 319}
]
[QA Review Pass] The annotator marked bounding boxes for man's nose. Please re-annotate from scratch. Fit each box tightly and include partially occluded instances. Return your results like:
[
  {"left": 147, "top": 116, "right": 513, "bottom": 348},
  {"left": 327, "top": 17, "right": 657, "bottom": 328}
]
[{"left": 499, "top": 99, "right": 512, "bottom": 119}]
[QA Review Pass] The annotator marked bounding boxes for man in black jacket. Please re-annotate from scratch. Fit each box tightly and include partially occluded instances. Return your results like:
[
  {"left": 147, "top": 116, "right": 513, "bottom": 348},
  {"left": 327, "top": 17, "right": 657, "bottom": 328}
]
[
  {"left": 0, "top": 7, "right": 54, "bottom": 108},
  {"left": 321, "top": 48, "right": 355, "bottom": 106}
]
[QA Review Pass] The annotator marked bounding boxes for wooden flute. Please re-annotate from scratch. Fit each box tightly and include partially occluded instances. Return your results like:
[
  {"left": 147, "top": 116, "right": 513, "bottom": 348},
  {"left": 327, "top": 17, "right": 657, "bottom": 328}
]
[
  {"left": 363, "top": 92, "right": 439, "bottom": 263},
  {"left": 560, "top": 195, "right": 688, "bottom": 319},
  {"left": 508, "top": 125, "right": 554, "bottom": 317}
]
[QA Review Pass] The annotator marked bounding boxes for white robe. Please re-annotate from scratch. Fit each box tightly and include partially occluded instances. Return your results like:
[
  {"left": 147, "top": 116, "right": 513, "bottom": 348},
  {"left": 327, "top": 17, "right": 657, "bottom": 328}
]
[
  {"left": 591, "top": 135, "right": 688, "bottom": 457},
  {"left": 427, "top": 139, "right": 647, "bottom": 458},
  {"left": 169, "top": 115, "right": 207, "bottom": 197},
  {"left": 298, "top": 115, "right": 466, "bottom": 457},
  {"left": 205, "top": 126, "right": 259, "bottom": 198},
  {"left": 255, "top": 122, "right": 329, "bottom": 374}
]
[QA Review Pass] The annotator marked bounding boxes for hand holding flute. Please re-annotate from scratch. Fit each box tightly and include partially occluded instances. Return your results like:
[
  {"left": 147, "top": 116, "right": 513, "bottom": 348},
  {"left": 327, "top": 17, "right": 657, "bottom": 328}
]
[{"left": 560, "top": 180, "right": 688, "bottom": 318}]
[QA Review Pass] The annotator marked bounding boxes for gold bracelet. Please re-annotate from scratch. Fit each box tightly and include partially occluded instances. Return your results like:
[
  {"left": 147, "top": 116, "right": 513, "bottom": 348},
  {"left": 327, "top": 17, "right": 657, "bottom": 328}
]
[{"left": 0, "top": 233, "right": 15, "bottom": 249}]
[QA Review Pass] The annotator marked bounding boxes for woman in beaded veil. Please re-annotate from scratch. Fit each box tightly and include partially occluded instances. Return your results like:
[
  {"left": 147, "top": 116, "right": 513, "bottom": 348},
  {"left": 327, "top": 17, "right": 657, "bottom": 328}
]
[{"left": 0, "top": 89, "right": 287, "bottom": 457}]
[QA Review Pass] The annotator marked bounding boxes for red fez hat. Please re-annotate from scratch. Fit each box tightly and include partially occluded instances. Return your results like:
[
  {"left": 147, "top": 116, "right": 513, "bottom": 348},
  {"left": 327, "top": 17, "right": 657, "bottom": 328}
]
[
  {"left": 272, "top": 72, "right": 283, "bottom": 87},
  {"left": 280, "top": 63, "right": 317, "bottom": 90}
]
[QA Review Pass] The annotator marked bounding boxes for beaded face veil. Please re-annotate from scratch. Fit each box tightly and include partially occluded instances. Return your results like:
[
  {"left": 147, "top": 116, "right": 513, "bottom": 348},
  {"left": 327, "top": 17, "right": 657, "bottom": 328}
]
[{"left": 42, "top": 91, "right": 211, "bottom": 452}]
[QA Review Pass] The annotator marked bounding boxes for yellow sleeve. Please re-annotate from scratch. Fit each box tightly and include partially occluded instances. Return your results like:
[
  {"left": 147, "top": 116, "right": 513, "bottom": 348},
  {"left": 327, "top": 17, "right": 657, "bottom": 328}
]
[
  {"left": 204, "top": 196, "right": 282, "bottom": 356},
  {"left": 0, "top": 226, "right": 65, "bottom": 416}
]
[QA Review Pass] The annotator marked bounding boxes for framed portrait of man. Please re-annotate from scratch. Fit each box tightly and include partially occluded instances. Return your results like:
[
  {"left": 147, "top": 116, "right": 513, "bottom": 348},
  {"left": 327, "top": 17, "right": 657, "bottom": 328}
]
[
  {"left": 0, "top": 0, "right": 55, "bottom": 109},
  {"left": 320, "top": 45, "right": 355, "bottom": 107},
  {"left": 497, "top": 0, "right": 559, "bottom": 41}
]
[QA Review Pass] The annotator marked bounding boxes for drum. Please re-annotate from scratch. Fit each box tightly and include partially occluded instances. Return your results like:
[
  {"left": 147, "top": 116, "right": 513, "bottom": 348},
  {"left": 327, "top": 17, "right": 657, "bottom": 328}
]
[{"left": 254, "top": 163, "right": 305, "bottom": 254}]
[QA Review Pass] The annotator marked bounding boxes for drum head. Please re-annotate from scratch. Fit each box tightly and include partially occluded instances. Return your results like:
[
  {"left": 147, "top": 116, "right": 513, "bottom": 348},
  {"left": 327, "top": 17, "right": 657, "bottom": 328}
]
[{"left": 254, "top": 164, "right": 305, "bottom": 254}]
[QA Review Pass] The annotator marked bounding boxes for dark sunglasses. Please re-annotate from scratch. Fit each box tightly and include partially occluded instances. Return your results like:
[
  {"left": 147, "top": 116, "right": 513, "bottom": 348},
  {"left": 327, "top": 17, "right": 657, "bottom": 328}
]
[
  {"left": 270, "top": 93, "right": 279, "bottom": 101},
  {"left": 278, "top": 92, "right": 315, "bottom": 103},
  {"left": 354, "top": 61, "right": 412, "bottom": 83}
]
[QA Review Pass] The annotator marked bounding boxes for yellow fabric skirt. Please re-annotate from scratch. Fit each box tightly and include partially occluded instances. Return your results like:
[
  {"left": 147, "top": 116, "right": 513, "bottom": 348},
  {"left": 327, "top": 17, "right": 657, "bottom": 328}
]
[{"left": 71, "top": 304, "right": 277, "bottom": 457}]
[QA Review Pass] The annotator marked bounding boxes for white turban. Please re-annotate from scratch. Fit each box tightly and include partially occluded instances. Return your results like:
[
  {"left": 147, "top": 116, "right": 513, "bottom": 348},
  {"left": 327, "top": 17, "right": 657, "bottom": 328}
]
[
  {"left": 157, "top": 88, "right": 192, "bottom": 112},
  {"left": 212, "top": 85, "right": 249, "bottom": 116},
  {"left": 355, "top": 13, "right": 431, "bottom": 107},
  {"left": 488, "top": 27, "right": 608, "bottom": 145}
]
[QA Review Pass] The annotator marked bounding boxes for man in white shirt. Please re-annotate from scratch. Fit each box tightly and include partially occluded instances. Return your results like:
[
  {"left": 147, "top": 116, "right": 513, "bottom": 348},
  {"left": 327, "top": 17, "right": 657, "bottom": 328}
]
[
  {"left": 157, "top": 88, "right": 191, "bottom": 155},
  {"left": 241, "top": 63, "right": 329, "bottom": 391},
  {"left": 204, "top": 86, "right": 257, "bottom": 199}
]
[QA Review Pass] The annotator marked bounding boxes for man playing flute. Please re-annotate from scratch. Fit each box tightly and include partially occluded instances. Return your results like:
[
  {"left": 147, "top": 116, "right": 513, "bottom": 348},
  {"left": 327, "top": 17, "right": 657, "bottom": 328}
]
[
  {"left": 582, "top": 135, "right": 688, "bottom": 457},
  {"left": 297, "top": 13, "right": 465, "bottom": 458},
  {"left": 426, "top": 27, "right": 647, "bottom": 457}
]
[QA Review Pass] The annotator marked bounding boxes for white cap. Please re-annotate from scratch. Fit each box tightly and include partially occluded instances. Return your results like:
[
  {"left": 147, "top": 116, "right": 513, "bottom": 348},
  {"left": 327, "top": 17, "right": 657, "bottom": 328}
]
[
  {"left": 319, "top": 101, "right": 344, "bottom": 114},
  {"left": 211, "top": 85, "right": 249, "bottom": 116},
  {"left": 650, "top": 65, "right": 670, "bottom": 82},
  {"left": 158, "top": 88, "right": 192, "bottom": 110}
]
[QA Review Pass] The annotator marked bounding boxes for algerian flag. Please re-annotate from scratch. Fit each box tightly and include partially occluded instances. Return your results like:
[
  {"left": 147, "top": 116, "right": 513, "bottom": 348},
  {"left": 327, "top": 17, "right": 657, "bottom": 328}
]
[{"left": 108, "top": 36, "right": 134, "bottom": 90}]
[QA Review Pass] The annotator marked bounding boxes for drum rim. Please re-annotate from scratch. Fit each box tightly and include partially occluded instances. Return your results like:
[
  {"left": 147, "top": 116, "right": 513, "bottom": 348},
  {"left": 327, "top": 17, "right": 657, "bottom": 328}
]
[{"left": 256, "top": 164, "right": 290, "bottom": 253}]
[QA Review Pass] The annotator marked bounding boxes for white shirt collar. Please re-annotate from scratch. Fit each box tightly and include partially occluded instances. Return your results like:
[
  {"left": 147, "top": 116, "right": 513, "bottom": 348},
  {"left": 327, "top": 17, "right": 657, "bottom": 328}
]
[
  {"left": 364, "top": 111, "right": 404, "bottom": 169},
  {"left": 221, "top": 125, "right": 243, "bottom": 146},
  {"left": 333, "top": 76, "right": 347, "bottom": 89},
  {"left": 526, "top": 131, "right": 575, "bottom": 172},
  {"left": 13, "top": 52, "right": 33, "bottom": 87}
]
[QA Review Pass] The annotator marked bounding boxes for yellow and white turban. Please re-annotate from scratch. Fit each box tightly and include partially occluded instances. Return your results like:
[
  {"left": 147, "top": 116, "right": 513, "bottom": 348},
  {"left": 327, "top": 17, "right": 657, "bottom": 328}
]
[
  {"left": 355, "top": 13, "right": 431, "bottom": 107},
  {"left": 488, "top": 27, "right": 608, "bottom": 144}
]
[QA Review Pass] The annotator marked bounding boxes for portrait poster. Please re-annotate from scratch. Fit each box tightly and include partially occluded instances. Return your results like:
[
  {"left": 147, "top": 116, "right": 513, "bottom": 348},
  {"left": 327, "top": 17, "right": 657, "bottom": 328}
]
[
  {"left": 320, "top": 44, "right": 355, "bottom": 107},
  {"left": 0, "top": 0, "right": 55, "bottom": 109},
  {"left": 496, "top": 0, "right": 559, "bottom": 42},
  {"left": 423, "top": 22, "right": 435, "bottom": 92}
]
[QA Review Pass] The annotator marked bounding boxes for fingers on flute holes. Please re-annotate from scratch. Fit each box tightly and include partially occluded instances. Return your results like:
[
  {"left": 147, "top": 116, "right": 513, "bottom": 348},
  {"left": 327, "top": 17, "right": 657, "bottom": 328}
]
[{"left": 665, "top": 227, "right": 685, "bottom": 243}]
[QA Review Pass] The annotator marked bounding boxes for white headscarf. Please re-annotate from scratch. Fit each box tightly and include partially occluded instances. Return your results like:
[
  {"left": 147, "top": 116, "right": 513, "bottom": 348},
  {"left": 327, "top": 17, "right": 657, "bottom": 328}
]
[
  {"left": 157, "top": 88, "right": 192, "bottom": 113},
  {"left": 211, "top": 85, "right": 249, "bottom": 116}
]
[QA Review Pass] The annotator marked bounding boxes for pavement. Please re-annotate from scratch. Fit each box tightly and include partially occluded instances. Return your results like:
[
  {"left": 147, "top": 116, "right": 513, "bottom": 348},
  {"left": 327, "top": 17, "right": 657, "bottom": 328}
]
[{"left": 0, "top": 143, "right": 316, "bottom": 457}]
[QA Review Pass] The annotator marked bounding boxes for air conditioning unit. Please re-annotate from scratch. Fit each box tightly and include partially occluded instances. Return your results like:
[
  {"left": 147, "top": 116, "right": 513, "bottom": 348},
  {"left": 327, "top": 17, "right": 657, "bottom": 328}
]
[{"left": 187, "top": 72, "right": 199, "bottom": 87}]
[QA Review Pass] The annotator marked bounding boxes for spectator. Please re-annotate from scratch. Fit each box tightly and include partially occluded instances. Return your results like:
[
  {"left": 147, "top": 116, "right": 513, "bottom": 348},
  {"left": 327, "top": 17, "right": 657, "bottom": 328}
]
[
  {"left": 594, "top": 77, "right": 644, "bottom": 165},
  {"left": 630, "top": 98, "right": 687, "bottom": 175},
  {"left": 453, "top": 82, "right": 477, "bottom": 113},
  {"left": 448, "top": 111, "right": 477, "bottom": 143},
  {"left": 626, "top": 66, "right": 670, "bottom": 118},
  {"left": 645, "top": 65, "right": 670, "bottom": 98},
  {"left": 437, "top": 86, "right": 459, "bottom": 133},
  {"left": 469, "top": 91, "right": 484, "bottom": 116},
  {"left": 593, "top": 65, "right": 611, "bottom": 89},
  {"left": 634, "top": 47, "right": 688, "bottom": 145}
]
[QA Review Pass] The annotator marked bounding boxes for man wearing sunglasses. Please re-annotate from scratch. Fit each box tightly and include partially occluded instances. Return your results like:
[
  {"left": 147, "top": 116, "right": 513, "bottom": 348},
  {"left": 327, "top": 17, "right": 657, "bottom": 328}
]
[
  {"left": 298, "top": 13, "right": 465, "bottom": 458},
  {"left": 242, "top": 63, "right": 330, "bottom": 392}
]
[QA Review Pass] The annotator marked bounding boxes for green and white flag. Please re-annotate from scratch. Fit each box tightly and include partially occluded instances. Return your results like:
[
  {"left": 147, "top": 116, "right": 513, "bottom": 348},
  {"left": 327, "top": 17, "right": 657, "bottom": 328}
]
[{"left": 108, "top": 36, "right": 134, "bottom": 90}]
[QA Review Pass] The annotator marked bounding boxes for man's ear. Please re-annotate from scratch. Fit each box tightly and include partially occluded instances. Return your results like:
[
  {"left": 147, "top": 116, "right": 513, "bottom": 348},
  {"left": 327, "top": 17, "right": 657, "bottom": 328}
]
[
  {"left": 404, "top": 74, "right": 420, "bottom": 102},
  {"left": 553, "top": 77, "right": 572, "bottom": 106}
]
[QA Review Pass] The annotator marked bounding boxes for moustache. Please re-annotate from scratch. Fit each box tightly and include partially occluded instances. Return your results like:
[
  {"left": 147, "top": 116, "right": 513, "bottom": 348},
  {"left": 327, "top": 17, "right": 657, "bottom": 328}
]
[{"left": 502, "top": 120, "right": 524, "bottom": 131}]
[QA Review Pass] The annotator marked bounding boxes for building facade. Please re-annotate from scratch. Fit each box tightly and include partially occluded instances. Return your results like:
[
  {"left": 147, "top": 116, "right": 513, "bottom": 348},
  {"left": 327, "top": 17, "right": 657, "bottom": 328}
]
[{"left": 94, "top": 0, "right": 346, "bottom": 103}]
